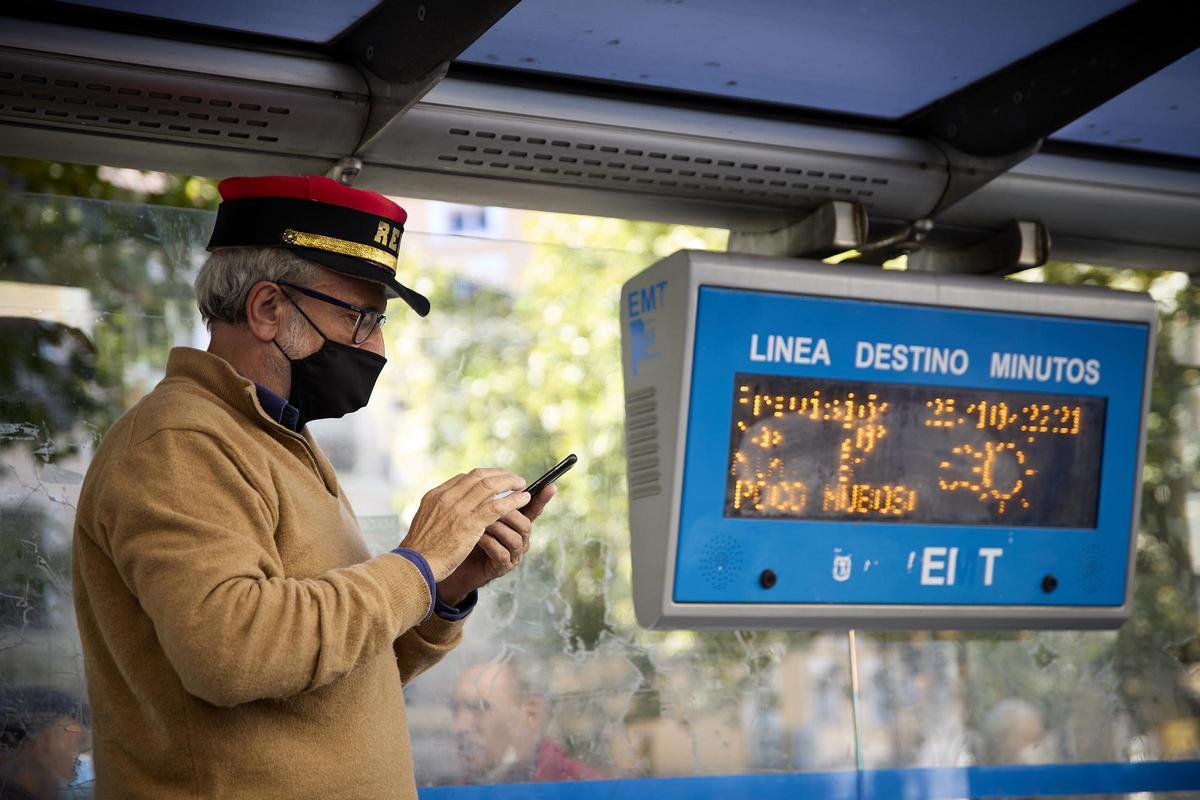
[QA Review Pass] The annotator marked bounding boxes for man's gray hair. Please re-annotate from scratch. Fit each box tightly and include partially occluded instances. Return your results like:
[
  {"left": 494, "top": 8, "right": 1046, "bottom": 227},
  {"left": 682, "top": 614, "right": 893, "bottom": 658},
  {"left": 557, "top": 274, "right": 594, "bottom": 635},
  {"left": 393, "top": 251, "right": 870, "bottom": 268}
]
[{"left": 195, "top": 247, "right": 318, "bottom": 329}]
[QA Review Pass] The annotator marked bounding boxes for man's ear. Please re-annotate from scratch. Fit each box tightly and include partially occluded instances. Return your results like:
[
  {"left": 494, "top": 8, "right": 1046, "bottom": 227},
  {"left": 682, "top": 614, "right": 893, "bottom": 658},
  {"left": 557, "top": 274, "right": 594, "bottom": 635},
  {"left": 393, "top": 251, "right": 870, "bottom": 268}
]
[{"left": 245, "top": 280, "right": 286, "bottom": 343}]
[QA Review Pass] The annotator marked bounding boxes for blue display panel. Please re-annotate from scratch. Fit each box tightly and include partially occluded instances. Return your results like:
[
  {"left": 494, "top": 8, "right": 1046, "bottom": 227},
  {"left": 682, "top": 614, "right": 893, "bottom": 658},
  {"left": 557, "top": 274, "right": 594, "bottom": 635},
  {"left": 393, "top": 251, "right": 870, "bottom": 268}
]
[{"left": 674, "top": 287, "right": 1149, "bottom": 608}]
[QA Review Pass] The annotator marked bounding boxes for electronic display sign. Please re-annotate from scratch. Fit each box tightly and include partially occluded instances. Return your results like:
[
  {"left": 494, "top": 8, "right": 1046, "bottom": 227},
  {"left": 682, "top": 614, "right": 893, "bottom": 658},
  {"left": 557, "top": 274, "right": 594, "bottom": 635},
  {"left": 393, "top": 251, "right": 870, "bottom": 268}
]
[
  {"left": 723, "top": 374, "right": 1107, "bottom": 528},
  {"left": 621, "top": 251, "right": 1155, "bottom": 630}
]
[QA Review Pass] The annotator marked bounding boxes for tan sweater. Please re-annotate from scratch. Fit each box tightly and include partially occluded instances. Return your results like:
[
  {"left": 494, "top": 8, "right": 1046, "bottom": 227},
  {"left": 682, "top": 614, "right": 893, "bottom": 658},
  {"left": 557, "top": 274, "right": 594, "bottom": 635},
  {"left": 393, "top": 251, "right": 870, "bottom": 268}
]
[{"left": 72, "top": 347, "right": 462, "bottom": 799}]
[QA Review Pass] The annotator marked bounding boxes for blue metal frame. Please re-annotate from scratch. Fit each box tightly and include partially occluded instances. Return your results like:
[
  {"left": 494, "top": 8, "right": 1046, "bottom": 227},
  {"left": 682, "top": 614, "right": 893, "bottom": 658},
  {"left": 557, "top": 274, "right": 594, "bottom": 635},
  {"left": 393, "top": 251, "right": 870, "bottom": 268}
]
[{"left": 420, "top": 759, "right": 1200, "bottom": 799}]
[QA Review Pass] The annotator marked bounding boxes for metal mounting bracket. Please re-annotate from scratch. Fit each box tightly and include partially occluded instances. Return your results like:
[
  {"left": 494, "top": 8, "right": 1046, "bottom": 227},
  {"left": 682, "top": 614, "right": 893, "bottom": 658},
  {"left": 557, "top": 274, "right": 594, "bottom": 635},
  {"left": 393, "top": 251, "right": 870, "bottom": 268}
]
[
  {"left": 907, "top": 220, "right": 1051, "bottom": 275},
  {"left": 352, "top": 61, "right": 450, "bottom": 156},
  {"left": 727, "top": 201, "right": 868, "bottom": 259},
  {"left": 839, "top": 218, "right": 935, "bottom": 266},
  {"left": 332, "top": 0, "right": 519, "bottom": 158},
  {"left": 924, "top": 138, "right": 1042, "bottom": 217}
]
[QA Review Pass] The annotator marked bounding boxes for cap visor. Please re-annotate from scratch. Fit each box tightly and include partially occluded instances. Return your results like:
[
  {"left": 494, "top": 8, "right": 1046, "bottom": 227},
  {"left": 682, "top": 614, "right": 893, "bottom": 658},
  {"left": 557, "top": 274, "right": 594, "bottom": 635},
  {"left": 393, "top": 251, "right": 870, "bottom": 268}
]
[{"left": 289, "top": 246, "right": 430, "bottom": 317}]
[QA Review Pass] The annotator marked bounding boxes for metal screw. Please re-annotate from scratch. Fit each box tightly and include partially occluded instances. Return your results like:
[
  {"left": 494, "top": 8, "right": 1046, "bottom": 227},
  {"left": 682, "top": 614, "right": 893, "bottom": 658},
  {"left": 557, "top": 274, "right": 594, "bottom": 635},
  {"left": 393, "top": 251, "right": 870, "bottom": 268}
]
[
  {"left": 1012, "top": 90, "right": 1024, "bottom": 104},
  {"left": 417, "top": 4, "right": 426, "bottom": 21},
  {"left": 365, "top": 45, "right": 374, "bottom": 61},
  {"left": 1041, "top": 574, "right": 1058, "bottom": 593},
  {"left": 760, "top": 569, "right": 777, "bottom": 589}
]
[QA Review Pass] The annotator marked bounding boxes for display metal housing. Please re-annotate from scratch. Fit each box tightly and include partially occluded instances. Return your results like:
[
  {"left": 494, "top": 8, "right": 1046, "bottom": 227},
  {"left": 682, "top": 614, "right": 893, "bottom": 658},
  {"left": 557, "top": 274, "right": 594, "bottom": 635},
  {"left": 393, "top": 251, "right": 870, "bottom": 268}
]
[{"left": 621, "top": 251, "right": 1156, "bottom": 630}]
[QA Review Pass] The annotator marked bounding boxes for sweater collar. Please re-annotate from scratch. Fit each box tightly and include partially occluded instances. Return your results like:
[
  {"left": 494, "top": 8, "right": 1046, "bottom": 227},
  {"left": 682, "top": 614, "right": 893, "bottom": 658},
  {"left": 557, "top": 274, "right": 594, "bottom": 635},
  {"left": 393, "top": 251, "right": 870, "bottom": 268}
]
[
  {"left": 254, "top": 383, "right": 301, "bottom": 432},
  {"left": 164, "top": 348, "right": 295, "bottom": 430},
  {"left": 162, "top": 347, "right": 341, "bottom": 495},
  {"left": 164, "top": 347, "right": 272, "bottom": 426}
]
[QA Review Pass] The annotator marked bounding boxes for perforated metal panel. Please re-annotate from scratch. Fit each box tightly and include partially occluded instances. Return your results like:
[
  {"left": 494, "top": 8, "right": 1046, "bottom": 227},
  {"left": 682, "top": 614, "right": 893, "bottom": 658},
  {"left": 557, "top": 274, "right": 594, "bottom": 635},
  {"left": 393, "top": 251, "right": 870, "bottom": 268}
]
[
  {"left": 362, "top": 80, "right": 1200, "bottom": 270},
  {"left": 365, "top": 79, "right": 944, "bottom": 227},
  {"left": 0, "top": 20, "right": 368, "bottom": 165},
  {"left": 0, "top": 63, "right": 295, "bottom": 147},
  {"left": 433, "top": 125, "right": 888, "bottom": 210}
]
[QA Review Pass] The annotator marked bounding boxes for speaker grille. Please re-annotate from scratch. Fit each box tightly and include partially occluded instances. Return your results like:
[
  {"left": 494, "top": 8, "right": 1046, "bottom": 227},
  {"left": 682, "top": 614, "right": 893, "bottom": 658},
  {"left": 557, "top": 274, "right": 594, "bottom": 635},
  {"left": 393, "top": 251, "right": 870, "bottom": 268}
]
[
  {"left": 700, "top": 534, "right": 745, "bottom": 590},
  {"left": 626, "top": 386, "right": 661, "bottom": 500}
]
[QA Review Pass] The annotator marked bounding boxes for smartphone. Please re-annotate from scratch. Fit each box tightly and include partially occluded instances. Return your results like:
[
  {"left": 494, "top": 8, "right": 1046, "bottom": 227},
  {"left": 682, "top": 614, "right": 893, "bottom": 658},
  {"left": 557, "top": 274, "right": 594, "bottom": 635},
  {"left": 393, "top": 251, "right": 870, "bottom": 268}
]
[{"left": 525, "top": 454, "right": 578, "bottom": 498}]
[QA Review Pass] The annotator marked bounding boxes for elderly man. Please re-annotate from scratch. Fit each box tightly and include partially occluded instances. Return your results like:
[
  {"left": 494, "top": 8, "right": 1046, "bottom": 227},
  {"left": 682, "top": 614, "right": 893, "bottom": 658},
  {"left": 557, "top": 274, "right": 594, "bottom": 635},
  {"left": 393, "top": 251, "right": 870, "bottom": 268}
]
[
  {"left": 0, "top": 687, "right": 91, "bottom": 800},
  {"left": 452, "top": 658, "right": 603, "bottom": 784},
  {"left": 72, "top": 176, "right": 555, "bottom": 798}
]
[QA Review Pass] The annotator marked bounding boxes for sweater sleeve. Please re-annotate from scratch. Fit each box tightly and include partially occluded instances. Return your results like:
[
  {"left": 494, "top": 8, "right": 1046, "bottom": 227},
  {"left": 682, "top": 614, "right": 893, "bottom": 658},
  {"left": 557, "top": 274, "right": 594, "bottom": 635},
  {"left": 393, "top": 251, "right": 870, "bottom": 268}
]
[
  {"left": 393, "top": 613, "right": 468, "bottom": 685},
  {"left": 91, "top": 428, "right": 433, "bottom": 708}
]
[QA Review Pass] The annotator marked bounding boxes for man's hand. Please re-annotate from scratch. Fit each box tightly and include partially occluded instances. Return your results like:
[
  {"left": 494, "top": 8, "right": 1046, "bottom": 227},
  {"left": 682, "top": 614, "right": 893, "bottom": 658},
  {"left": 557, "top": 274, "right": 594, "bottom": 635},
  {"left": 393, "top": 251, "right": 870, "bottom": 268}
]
[
  {"left": 399, "top": 469, "right": 530, "bottom": 583},
  {"left": 437, "top": 484, "right": 557, "bottom": 606}
]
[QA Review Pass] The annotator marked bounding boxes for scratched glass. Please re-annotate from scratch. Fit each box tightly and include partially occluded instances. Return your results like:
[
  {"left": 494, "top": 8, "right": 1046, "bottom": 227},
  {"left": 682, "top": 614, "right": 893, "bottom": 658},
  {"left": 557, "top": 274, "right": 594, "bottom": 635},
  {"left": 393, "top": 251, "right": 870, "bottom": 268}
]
[
  {"left": 852, "top": 265, "right": 1200, "bottom": 793},
  {"left": 1, "top": 186, "right": 1197, "bottom": 799},
  {"left": 0, "top": 190, "right": 213, "bottom": 798}
]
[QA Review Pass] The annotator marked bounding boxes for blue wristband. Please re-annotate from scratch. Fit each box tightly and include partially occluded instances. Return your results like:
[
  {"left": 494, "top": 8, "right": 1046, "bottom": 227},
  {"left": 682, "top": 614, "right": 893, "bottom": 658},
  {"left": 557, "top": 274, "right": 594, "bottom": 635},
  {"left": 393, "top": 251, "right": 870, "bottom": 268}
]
[
  {"left": 389, "top": 548, "right": 478, "bottom": 621},
  {"left": 434, "top": 588, "right": 478, "bottom": 621},
  {"left": 390, "top": 548, "right": 435, "bottom": 622}
]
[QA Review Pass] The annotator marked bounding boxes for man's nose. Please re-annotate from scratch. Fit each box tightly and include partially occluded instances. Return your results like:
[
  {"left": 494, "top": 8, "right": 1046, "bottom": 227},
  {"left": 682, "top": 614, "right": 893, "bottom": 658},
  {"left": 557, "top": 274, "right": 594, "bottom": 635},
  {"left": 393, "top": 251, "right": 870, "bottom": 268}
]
[{"left": 361, "top": 325, "right": 385, "bottom": 358}]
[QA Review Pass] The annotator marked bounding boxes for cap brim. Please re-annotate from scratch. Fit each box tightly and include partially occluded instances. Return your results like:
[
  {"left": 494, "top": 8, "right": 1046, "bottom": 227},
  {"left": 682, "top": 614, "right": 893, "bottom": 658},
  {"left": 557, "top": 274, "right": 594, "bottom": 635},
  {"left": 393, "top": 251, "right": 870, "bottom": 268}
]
[{"left": 289, "top": 246, "right": 430, "bottom": 317}]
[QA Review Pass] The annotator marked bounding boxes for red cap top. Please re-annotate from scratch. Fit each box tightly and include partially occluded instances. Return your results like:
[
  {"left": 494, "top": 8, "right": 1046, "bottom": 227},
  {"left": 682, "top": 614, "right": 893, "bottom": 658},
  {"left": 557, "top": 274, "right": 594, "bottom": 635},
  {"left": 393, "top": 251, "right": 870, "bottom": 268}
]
[{"left": 217, "top": 175, "right": 407, "bottom": 225}]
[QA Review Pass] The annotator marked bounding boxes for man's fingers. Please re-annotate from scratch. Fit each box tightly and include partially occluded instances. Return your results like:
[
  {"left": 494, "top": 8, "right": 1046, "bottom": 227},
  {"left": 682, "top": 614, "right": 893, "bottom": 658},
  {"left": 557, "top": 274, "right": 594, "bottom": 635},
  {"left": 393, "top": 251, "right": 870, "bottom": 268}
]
[
  {"left": 431, "top": 472, "right": 467, "bottom": 495},
  {"left": 484, "top": 490, "right": 531, "bottom": 522},
  {"left": 485, "top": 521, "right": 526, "bottom": 555},
  {"left": 520, "top": 483, "right": 557, "bottom": 521},
  {"left": 475, "top": 533, "right": 513, "bottom": 569},
  {"left": 444, "top": 467, "right": 523, "bottom": 506},
  {"left": 462, "top": 471, "right": 526, "bottom": 510},
  {"left": 496, "top": 509, "right": 532, "bottom": 538}
]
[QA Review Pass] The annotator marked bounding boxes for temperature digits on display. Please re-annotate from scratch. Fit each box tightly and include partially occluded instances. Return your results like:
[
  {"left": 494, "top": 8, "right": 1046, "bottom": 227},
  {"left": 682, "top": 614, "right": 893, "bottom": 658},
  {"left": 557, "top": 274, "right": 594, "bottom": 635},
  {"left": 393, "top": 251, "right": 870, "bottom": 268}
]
[{"left": 724, "top": 374, "right": 1107, "bottom": 527}]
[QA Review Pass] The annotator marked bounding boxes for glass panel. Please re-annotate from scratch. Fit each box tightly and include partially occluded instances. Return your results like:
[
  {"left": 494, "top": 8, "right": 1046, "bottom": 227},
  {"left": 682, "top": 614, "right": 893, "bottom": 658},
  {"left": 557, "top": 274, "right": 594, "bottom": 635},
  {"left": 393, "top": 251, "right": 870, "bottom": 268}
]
[
  {"left": 2, "top": 184, "right": 1196, "bottom": 799},
  {"left": 856, "top": 265, "right": 1200, "bottom": 797},
  {"left": 63, "top": 0, "right": 384, "bottom": 43},
  {"left": 0, "top": 190, "right": 213, "bottom": 798},
  {"left": 1052, "top": 51, "right": 1200, "bottom": 160},
  {"left": 0, "top": 188, "right": 857, "bottom": 798},
  {"left": 460, "top": 0, "right": 1130, "bottom": 119},
  {"left": 364, "top": 210, "right": 858, "bottom": 784}
]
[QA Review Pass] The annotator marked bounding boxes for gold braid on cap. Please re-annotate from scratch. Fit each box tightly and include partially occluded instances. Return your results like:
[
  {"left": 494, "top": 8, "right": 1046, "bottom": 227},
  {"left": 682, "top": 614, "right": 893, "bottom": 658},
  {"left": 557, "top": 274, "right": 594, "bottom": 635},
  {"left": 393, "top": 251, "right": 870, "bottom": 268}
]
[{"left": 282, "top": 229, "right": 398, "bottom": 273}]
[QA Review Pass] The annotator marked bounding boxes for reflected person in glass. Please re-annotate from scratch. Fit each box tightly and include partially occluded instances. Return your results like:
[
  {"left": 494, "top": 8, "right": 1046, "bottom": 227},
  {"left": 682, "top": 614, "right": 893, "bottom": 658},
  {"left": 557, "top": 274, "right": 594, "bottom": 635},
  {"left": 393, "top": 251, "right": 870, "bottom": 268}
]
[
  {"left": 72, "top": 176, "right": 557, "bottom": 799},
  {"left": 0, "top": 687, "right": 90, "bottom": 800},
  {"left": 452, "top": 658, "right": 604, "bottom": 783},
  {"left": 976, "top": 698, "right": 1058, "bottom": 765}
]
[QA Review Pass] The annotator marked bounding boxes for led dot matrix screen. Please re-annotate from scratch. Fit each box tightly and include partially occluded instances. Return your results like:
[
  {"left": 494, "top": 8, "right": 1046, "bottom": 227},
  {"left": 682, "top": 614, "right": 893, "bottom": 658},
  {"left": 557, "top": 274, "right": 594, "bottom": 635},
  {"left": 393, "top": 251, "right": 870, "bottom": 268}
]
[{"left": 724, "top": 374, "right": 1107, "bottom": 528}]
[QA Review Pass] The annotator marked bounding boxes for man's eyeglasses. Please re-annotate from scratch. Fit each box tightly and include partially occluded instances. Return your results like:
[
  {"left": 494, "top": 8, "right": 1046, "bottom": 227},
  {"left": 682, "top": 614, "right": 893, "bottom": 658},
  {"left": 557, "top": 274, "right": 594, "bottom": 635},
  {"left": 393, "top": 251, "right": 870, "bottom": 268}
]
[{"left": 276, "top": 281, "right": 386, "bottom": 345}]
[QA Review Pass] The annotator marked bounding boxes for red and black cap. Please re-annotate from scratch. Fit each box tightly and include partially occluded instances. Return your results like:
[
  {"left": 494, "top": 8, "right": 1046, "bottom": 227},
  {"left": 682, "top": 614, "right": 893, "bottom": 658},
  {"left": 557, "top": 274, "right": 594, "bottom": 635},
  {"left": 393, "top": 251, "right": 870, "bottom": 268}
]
[{"left": 206, "top": 175, "right": 430, "bottom": 317}]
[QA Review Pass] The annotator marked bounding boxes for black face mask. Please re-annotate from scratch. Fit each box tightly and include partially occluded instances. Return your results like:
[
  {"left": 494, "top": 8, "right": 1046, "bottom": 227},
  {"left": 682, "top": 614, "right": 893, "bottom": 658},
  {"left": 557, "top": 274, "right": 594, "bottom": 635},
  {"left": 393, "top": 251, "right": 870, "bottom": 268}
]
[{"left": 276, "top": 299, "right": 386, "bottom": 427}]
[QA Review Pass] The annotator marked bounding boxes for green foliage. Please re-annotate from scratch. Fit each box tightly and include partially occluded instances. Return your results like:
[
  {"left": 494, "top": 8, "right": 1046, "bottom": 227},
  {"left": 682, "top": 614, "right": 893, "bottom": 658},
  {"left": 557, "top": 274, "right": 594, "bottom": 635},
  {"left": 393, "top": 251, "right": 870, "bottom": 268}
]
[
  {"left": 387, "top": 218, "right": 725, "bottom": 686},
  {"left": 0, "top": 157, "right": 219, "bottom": 208},
  {"left": 0, "top": 160, "right": 217, "bottom": 435},
  {"left": 0, "top": 318, "right": 106, "bottom": 461}
]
